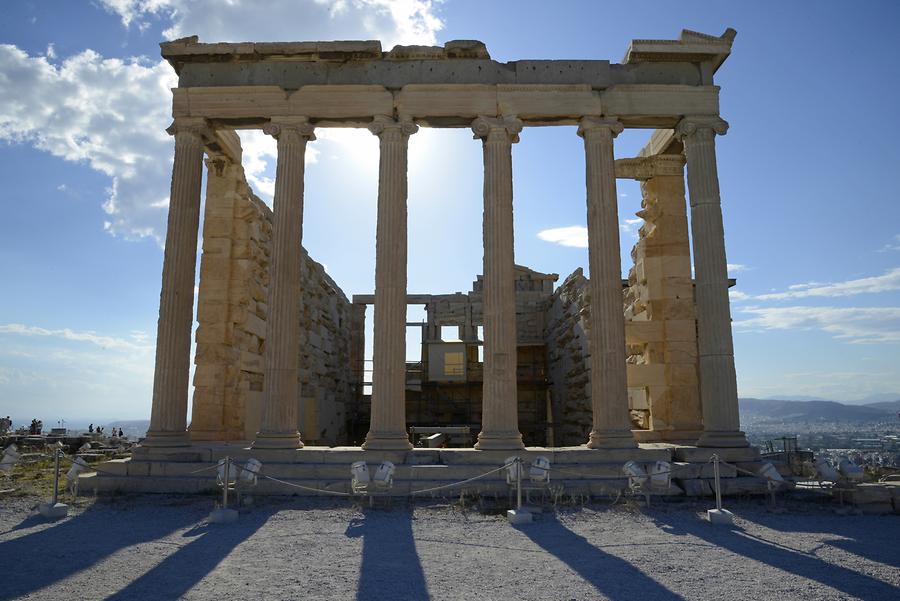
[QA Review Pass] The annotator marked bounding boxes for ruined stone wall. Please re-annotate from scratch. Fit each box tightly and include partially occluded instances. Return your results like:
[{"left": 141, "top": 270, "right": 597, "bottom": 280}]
[
  {"left": 191, "top": 160, "right": 270, "bottom": 442},
  {"left": 409, "top": 267, "right": 556, "bottom": 445},
  {"left": 544, "top": 269, "right": 593, "bottom": 446},
  {"left": 297, "top": 251, "right": 365, "bottom": 445},
  {"left": 623, "top": 173, "right": 703, "bottom": 442},
  {"left": 190, "top": 159, "right": 361, "bottom": 444}
]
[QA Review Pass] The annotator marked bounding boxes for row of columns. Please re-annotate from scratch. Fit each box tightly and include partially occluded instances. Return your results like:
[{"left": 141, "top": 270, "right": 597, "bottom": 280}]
[{"left": 143, "top": 113, "right": 747, "bottom": 451}]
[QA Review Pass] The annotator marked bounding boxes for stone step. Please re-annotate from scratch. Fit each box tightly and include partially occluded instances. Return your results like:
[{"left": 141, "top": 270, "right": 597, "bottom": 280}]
[
  {"left": 131, "top": 445, "right": 674, "bottom": 466},
  {"left": 108, "top": 458, "right": 674, "bottom": 481},
  {"left": 81, "top": 472, "right": 642, "bottom": 497},
  {"left": 672, "top": 446, "right": 760, "bottom": 463},
  {"left": 675, "top": 476, "right": 770, "bottom": 496}
]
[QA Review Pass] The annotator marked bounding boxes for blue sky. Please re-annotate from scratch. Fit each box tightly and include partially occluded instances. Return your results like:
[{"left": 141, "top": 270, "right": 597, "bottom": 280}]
[{"left": 1, "top": 0, "right": 899, "bottom": 424}]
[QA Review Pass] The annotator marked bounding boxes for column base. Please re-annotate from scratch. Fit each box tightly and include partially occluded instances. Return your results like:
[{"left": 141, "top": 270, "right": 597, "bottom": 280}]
[
  {"left": 252, "top": 430, "right": 304, "bottom": 450},
  {"left": 697, "top": 430, "right": 749, "bottom": 448},
  {"left": 631, "top": 428, "right": 704, "bottom": 445},
  {"left": 474, "top": 430, "right": 524, "bottom": 450},
  {"left": 587, "top": 429, "right": 637, "bottom": 449},
  {"left": 141, "top": 430, "right": 190, "bottom": 448},
  {"left": 362, "top": 431, "right": 413, "bottom": 451}
]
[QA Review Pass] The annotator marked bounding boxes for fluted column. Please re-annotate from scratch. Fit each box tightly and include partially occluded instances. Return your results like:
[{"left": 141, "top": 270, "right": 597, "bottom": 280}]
[
  {"left": 364, "top": 116, "right": 417, "bottom": 450},
  {"left": 253, "top": 117, "right": 315, "bottom": 449},
  {"left": 144, "top": 117, "right": 208, "bottom": 447},
  {"left": 578, "top": 117, "right": 637, "bottom": 449},
  {"left": 472, "top": 116, "right": 524, "bottom": 450},
  {"left": 676, "top": 116, "right": 748, "bottom": 448}
]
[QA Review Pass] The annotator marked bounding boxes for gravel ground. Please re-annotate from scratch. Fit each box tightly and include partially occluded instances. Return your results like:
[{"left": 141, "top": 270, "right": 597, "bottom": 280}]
[{"left": 1, "top": 494, "right": 898, "bottom": 601}]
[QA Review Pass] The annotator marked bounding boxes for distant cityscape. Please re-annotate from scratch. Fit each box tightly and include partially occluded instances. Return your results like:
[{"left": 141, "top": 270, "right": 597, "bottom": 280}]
[
  {"left": 4, "top": 397, "right": 899, "bottom": 465},
  {"left": 740, "top": 397, "right": 900, "bottom": 468}
]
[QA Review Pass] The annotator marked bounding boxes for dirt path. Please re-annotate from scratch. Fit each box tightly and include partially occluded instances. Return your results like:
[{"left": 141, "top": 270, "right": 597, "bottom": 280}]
[{"left": 1, "top": 495, "right": 897, "bottom": 600}]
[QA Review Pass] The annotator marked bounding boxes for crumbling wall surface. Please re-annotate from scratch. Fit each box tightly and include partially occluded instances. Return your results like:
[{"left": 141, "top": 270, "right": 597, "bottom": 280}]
[
  {"left": 469, "top": 266, "right": 557, "bottom": 343},
  {"left": 544, "top": 268, "right": 593, "bottom": 446},
  {"left": 624, "top": 174, "right": 703, "bottom": 442},
  {"left": 297, "top": 250, "right": 364, "bottom": 445},
  {"left": 191, "top": 160, "right": 270, "bottom": 442},
  {"left": 191, "top": 160, "right": 359, "bottom": 444}
]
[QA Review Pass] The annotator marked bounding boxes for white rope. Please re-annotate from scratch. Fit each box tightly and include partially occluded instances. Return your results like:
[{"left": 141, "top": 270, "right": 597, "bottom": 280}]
[
  {"left": 256, "top": 473, "right": 354, "bottom": 497},
  {"left": 409, "top": 463, "right": 513, "bottom": 496}
]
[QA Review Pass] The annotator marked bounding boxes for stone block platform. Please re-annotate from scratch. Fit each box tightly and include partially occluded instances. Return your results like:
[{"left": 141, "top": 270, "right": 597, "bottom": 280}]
[{"left": 80, "top": 443, "right": 765, "bottom": 498}]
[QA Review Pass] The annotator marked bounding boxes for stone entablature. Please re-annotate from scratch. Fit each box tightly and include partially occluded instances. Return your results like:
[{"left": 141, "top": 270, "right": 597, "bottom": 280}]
[{"left": 160, "top": 31, "right": 734, "bottom": 128}]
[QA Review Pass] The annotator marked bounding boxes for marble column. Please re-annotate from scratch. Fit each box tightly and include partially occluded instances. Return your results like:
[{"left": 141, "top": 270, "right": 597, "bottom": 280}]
[
  {"left": 675, "top": 116, "right": 748, "bottom": 448},
  {"left": 472, "top": 116, "right": 524, "bottom": 450},
  {"left": 144, "top": 117, "right": 208, "bottom": 447},
  {"left": 364, "top": 116, "right": 418, "bottom": 450},
  {"left": 578, "top": 117, "right": 637, "bottom": 449},
  {"left": 253, "top": 117, "right": 315, "bottom": 450}
]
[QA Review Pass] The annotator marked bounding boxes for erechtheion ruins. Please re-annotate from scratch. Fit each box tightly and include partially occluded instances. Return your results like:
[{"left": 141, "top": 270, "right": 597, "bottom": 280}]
[{"left": 91, "top": 28, "right": 770, "bottom": 496}]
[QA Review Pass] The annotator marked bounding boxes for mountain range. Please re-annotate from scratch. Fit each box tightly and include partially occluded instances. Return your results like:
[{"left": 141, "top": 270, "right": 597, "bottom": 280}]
[{"left": 740, "top": 397, "right": 900, "bottom": 423}]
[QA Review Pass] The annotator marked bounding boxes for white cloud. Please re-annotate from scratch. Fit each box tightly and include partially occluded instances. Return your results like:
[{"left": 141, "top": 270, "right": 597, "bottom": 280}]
[
  {"left": 734, "top": 306, "right": 900, "bottom": 344},
  {"left": 727, "top": 263, "right": 750, "bottom": 273},
  {"left": 2, "top": 2, "right": 444, "bottom": 246},
  {"left": 537, "top": 220, "right": 645, "bottom": 248},
  {"left": 619, "top": 217, "right": 642, "bottom": 239},
  {"left": 878, "top": 234, "right": 900, "bottom": 253},
  {"left": 754, "top": 267, "right": 900, "bottom": 301},
  {"left": 0, "top": 44, "right": 176, "bottom": 244},
  {"left": 729, "top": 290, "right": 750, "bottom": 302},
  {"left": 0, "top": 323, "right": 153, "bottom": 352},
  {"left": 538, "top": 226, "right": 588, "bottom": 248},
  {"left": 99, "top": 0, "right": 444, "bottom": 47}
]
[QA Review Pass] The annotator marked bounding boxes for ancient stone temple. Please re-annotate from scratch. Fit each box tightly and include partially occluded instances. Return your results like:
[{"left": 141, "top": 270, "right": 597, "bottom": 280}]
[{"left": 91, "top": 28, "right": 765, "bottom": 496}]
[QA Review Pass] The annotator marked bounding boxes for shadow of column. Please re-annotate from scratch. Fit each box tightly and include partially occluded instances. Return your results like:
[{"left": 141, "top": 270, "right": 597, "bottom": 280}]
[
  {"left": 0, "top": 502, "right": 200, "bottom": 601},
  {"left": 345, "top": 508, "right": 430, "bottom": 601},
  {"left": 652, "top": 511, "right": 900, "bottom": 600},
  {"left": 737, "top": 511, "right": 900, "bottom": 568},
  {"left": 104, "top": 510, "right": 271, "bottom": 600},
  {"left": 515, "top": 513, "right": 685, "bottom": 601}
]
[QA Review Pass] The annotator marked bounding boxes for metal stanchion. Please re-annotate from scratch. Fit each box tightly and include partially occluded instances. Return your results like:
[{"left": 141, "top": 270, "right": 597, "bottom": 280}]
[
  {"left": 209, "top": 455, "right": 238, "bottom": 524},
  {"left": 706, "top": 454, "right": 734, "bottom": 525},
  {"left": 38, "top": 446, "right": 69, "bottom": 519},
  {"left": 507, "top": 457, "right": 532, "bottom": 524}
]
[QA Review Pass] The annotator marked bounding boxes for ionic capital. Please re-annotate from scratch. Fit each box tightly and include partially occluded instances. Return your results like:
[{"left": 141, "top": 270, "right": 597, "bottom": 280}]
[
  {"left": 166, "top": 117, "right": 213, "bottom": 142},
  {"left": 263, "top": 116, "right": 316, "bottom": 141},
  {"left": 675, "top": 116, "right": 728, "bottom": 141},
  {"left": 368, "top": 115, "right": 419, "bottom": 138},
  {"left": 204, "top": 155, "right": 229, "bottom": 177},
  {"left": 472, "top": 116, "right": 523, "bottom": 143},
  {"left": 577, "top": 117, "right": 623, "bottom": 140}
]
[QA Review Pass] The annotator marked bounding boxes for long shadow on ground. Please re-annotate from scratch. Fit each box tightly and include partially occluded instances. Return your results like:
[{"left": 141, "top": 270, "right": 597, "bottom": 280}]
[
  {"left": 104, "top": 508, "right": 270, "bottom": 600},
  {"left": 345, "top": 509, "right": 430, "bottom": 601},
  {"left": 739, "top": 509, "right": 900, "bottom": 568},
  {"left": 652, "top": 510, "right": 900, "bottom": 600},
  {"left": 515, "top": 512, "right": 685, "bottom": 601},
  {"left": 0, "top": 499, "right": 202, "bottom": 601}
]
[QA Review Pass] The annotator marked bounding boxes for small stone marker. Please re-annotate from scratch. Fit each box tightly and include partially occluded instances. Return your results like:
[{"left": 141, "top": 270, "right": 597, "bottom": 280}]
[
  {"left": 38, "top": 502, "right": 69, "bottom": 519},
  {"left": 706, "top": 508, "right": 734, "bottom": 526}
]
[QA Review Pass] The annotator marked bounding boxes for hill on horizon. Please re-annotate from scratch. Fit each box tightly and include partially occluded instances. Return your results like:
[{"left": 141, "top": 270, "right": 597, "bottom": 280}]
[{"left": 740, "top": 397, "right": 898, "bottom": 423}]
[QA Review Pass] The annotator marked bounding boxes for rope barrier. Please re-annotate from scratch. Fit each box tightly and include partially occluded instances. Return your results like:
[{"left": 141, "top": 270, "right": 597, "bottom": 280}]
[
  {"left": 256, "top": 473, "right": 354, "bottom": 497},
  {"left": 409, "top": 463, "right": 512, "bottom": 496},
  {"left": 546, "top": 461, "right": 697, "bottom": 481},
  {"left": 717, "top": 457, "right": 785, "bottom": 484},
  {"left": 49, "top": 449, "right": 802, "bottom": 501}
]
